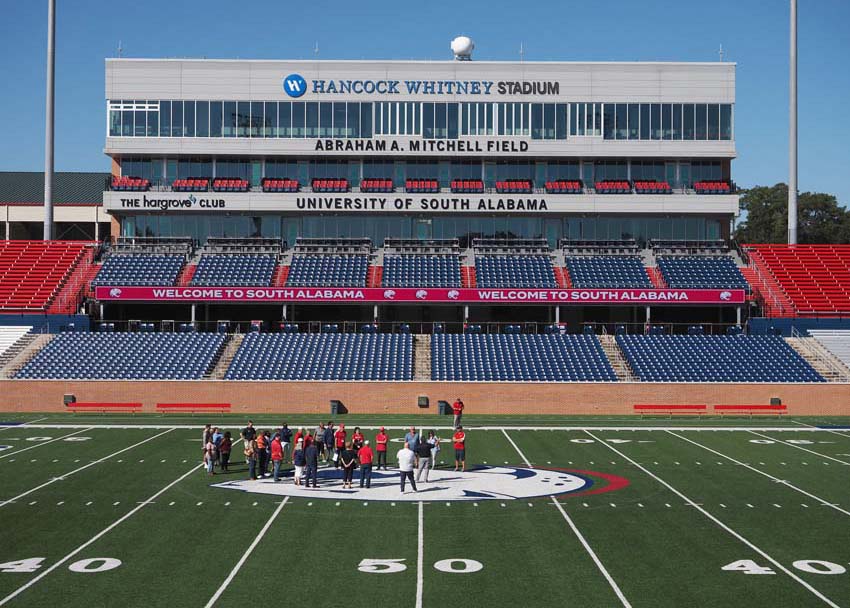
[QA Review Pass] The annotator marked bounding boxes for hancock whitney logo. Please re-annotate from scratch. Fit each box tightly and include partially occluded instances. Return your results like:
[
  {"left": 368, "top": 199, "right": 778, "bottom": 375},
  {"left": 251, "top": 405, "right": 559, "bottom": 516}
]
[{"left": 283, "top": 74, "right": 307, "bottom": 98}]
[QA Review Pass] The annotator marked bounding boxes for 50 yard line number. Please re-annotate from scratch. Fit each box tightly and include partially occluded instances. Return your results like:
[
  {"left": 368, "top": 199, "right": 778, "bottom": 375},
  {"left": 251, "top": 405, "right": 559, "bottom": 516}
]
[{"left": 358, "top": 558, "right": 483, "bottom": 574}]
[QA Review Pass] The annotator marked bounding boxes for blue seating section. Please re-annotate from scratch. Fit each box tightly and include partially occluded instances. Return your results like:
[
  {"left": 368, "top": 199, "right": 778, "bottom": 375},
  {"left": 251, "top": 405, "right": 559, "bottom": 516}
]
[
  {"left": 92, "top": 255, "right": 184, "bottom": 286},
  {"left": 287, "top": 254, "right": 368, "bottom": 287},
  {"left": 475, "top": 255, "right": 556, "bottom": 288},
  {"left": 615, "top": 335, "right": 824, "bottom": 382},
  {"left": 566, "top": 256, "right": 652, "bottom": 288},
  {"left": 224, "top": 333, "right": 412, "bottom": 380},
  {"left": 432, "top": 334, "right": 617, "bottom": 381},
  {"left": 191, "top": 255, "right": 276, "bottom": 286},
  {"left": 657, "top": 256, "right": 749, "bottom": 291},
  {"left": 15, "top": 332, "right": 224, "bottom": 380},
  {"left": 382, "top": 255, "right": 461, "bottom": 288}
]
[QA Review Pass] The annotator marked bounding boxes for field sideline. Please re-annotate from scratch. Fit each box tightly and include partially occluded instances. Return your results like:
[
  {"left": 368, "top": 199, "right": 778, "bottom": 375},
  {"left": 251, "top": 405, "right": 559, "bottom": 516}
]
[{"left": 1, "top": 414, "right": 849, "bottom": 607}]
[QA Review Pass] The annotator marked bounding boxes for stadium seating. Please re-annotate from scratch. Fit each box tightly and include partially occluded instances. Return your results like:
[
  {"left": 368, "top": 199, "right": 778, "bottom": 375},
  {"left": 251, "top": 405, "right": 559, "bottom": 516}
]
[
  {"left": 432, "top": 334, "right": 617, "bottom": 381},
  {"left": 450, "top": 179, "right": 484, "bottom": 193},
  {"left": 224, "top": 333, "right": 412, "bottom": 380},
  {"left": 212, "top": 178, "right": 249, "bottom": 192},
  {"left": 91, "top": 254, "right": 184, "bottom": 286},
  {"left": 474, "top": 255, "right": 557, "bottom": 288},
  {"left": 405, "top": 179, "right": 440, "bottom": 193},
  {"left": 261, "top": 178, "right": 300, "bottom": 193},
  {"left": 15, "top": 332, "right": 225, "bottom": 380},
  {"left": 693, "top": 181, "right": 731, "bottom": 194},
  {"left": 545, "top": 180, "right": 582, "bottom": 194},
  {"left": 190, "top": 255, "right": 276, "bottom": 286},
  {"left": 172, "top": 178, "right": 209, "bottom": 192},
  {"left": 382, "top": 255, "right": 461, "bottom": 288},
  {"left": 657, "top": 256, "right": 750, "bottom": 291},
  {"left": 565, "top": 256, "right": 653, "bottom": 288},
  {"left": 312, "top": 178, "right": 349, "bottom": 193},
  {"left": 286, "top": 254, "right": 368, "bottom": 287},
  {"left": 745, "top": 245, "right": 850, "bottom": 314},
  {"left": 0, "top": 326, "right": 31, "bottom": 359},
  {"left": 615, "top": 335, "right": 824, "bottom": 382},
  {"left": 0, "top": 240, "right": 90, "bottom": 310},
  {"left": 595, "top": 180, "right": 632, "bottom": 194},
  {"left": 495, "top": 180, "right": 533, "bottom": 194},
  {"left": 360, "top": 178, "right": 394, "bottom": 193},
  {"left": 634, "top": 180, "right": 672, "bottom": 194},
  {"left": 809, "top": 330, "right": 850, "bottom": 371},
  {"left": 111, "top": 176, "right": 150, "bottom": 191}
]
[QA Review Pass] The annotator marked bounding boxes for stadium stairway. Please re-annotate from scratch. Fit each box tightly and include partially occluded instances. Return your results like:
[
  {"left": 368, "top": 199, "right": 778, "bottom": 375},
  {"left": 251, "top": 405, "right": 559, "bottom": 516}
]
[
  {"left": 553, "top": 266, "right": 572, "bottom": 288},
  {"left": 46, "top": 246, "right": 97, "bottom": 314},
  {"left": 0, "top": 328, "right": 33, "bottom": 368},
  {"left": 646, "top": 267, "right": 667, "bottom": 288},
  {"left": 367, "top": 265, "right": 383, "bottom": 287},
  {"left": 598, "top": 334, "right": 639, "bottom": 381},
  {"left": 784, "top": 336, "right": 850, "bottom": 382},
  {"left": 208, "top": 334, "right": 245, "bottom": 379},
  {"left": 461, "top": 266, "right": 476, "bottom": 287},
  {"left": 414, "top": 334, "right": 432, "bottom": 380},
  {"left": 0, "top": 333, "right": 53, "bottom": 379},
  {"left": 741, "top": 260, "right": 796, "bottom": 317},
  {"left": 272, "top": 265, "right": 289, "bottom": 287},
  {"left": 177, "top": 264, "right": 198, "bottom": 287}
]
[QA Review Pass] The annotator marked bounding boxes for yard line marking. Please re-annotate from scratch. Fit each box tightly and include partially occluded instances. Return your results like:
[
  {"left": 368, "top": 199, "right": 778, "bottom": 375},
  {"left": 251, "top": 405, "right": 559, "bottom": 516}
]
[
  {"left": 501, "top": 429, "right": 630, "bottom": 607},
  {"left": 0, "top": 417, "right": 48, "bottom": 430},
  {"left": 0, "top": 428, "right": 175, "bottom": 509},
  {"left": 667, "top": 431, "right": 850, "bottom": 518},
  {"left": 748, "top": 431, "right": 850, "bottom": 466},
  {"left": 792, "top": 420, "right": 850, "bottom": 439},
  {"left": 586, "top": 430, "right": 842, "bottom": 608},
  {"left": 202, "top": 498, "right": 292, "bottom": 607},
  {"left": 0, "top": 427, "right": 92, "bottom": 459},
  {"left": 0, "top": 462, "right": 202, "bottom": 606},
  {"left": 416, "top": 501, "right": 424, "bottom": 608}
]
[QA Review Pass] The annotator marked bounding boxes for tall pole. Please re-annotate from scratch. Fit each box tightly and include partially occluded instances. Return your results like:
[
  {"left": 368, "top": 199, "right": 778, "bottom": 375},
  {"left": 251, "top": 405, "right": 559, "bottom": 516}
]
[
  {"left": 43, "top": 0, "right": 56, "bottom": 241},
  {"left": 788, "top": 0, "right": 798, "bottom": 245}
]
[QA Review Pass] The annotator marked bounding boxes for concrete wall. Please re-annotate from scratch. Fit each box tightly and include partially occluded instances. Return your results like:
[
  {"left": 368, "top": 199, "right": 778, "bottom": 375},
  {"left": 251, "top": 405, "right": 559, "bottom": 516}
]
[{"left": 1, "top": 380, "right": 848, "bottom": 416}]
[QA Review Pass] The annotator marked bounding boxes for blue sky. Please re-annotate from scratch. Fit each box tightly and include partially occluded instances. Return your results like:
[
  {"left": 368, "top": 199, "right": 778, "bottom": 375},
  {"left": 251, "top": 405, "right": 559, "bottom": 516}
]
[{"left": 0, "top": 0, "right": 848, "bottom": 206}]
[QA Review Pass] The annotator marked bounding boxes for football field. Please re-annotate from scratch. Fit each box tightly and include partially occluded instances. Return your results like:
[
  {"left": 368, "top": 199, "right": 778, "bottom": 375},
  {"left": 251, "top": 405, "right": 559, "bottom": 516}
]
[{"left": 1, "top": 413, "right": 849, "bottom": 607}]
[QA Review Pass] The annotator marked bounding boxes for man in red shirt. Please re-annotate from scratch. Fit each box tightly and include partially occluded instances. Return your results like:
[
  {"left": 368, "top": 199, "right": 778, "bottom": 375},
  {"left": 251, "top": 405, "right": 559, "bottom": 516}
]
[
  {"left": 453, "top": 425, "right": 466, "bottom": 472},
  {"left": 334, "top": 424, "right": 347, "bottom": 469},
  {"left": 358, "top": 440, "right": 374, "bottom": 488},
  {"left": 375, "top": 426, "right": 389, "bottom": 470},
  {"left": 452, "top": 398, "right": 465, "bottom": 429}
]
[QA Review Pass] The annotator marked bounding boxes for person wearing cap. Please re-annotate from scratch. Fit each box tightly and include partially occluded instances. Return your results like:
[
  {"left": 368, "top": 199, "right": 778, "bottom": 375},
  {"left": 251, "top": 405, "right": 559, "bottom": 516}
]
[
  {"left": 397, "top": 441, "right": 417, "bottom": 493},
  {"left": 375, "top": 427, "right": 389, "bottom": 470},
  {"left": 452, "top": 398, "right": 465, "bottom": 429},
  {"left": 453, "top": 426, "right": 466, "bottom": 472},
  {"left": 358, "top": 440, "right": 374, "bottom": 488},
  {"left": 271, "top": 432, "right": 284, "bottom": 482},
  {"left": 293, "top": 438, "right": 306, "bottom": 486}
]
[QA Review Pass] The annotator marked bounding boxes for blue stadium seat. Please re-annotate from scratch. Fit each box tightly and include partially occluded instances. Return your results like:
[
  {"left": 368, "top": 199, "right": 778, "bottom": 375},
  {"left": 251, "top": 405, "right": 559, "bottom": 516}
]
[
  {"left": 431, "top": 334, "right": 617, "bottom": 382},
  {"left": 382, "top": 255, "right": 461, "bottom": 288},
  {"left": 224, "top": 333, "right": 412, "bottom": 380},
  {"left": 565, "top": 256, "right": 652, "bottom": 288},
  {"left": 657, "top": 256, "right": 749, "bottom": 291},
  {"left": 287, "top": 254, "right": 368, "bottom": 287},
  {"left": 615, "top": 335, "right": 824, "bottom": 382},
  {"left": 474, "top": 255, "right": 556, "bottom": 288},
  {"left": 92, "top": 255, "right": 184, "bottom": 287},
  {"left": 15, "top": 332, "right": 225, "bottom": 380},
  {"left": 191, "top": 255, "right": 276, "bottom": 287}
]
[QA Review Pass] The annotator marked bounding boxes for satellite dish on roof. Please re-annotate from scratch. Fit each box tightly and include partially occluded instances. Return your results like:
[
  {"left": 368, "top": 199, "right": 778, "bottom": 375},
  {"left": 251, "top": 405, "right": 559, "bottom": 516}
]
[{"left": 451, "top": 36, "right": 474, "bottom": 61}]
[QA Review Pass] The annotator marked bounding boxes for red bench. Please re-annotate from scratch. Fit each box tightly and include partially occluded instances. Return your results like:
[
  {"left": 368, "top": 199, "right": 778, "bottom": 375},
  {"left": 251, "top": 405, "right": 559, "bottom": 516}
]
[
  {"left": 67, "top": 402, "right": 143, "bottom": 414},
  {"left": 634, "top": 404, "right": 707, "bottom": 418},
  {"left": 714, "top": 404, "right": 788, "bottom": 418},
  {"left": 156, "top": 403, "right": 231, "bottom": 415}
]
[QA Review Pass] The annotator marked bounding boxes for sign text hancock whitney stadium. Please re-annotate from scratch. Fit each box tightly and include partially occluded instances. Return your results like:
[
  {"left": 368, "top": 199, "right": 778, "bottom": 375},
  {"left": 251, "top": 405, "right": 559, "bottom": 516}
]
[{"left": 311, "top": 79, "right": 559, "bottom": 95}]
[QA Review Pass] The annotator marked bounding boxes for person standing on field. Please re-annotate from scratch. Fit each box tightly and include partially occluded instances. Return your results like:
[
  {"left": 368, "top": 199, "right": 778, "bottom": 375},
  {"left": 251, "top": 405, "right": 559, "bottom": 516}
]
[
  {"left": 358, "top": 440, "right": 374, "bottom": 488},
  {"left": 340, "top": 441, "right": 357, "bottom": 489},
  {"left": 334, "top": 424, "right": 347, "bottom": 469},
  {"left": 304, "top": 440, "right": 319, "bottom": 488},
  {"left": 244, "top": 440, "right": 257, "bottom": 480},
  {"left": 271, "top": 433, "right": 284, "bottom": 482},
  {"left": 322, "top": 422, "right": 335, "bottom": 463},
  {"left": 314, "top": 422, "right": 325, "bottom": 461},
  {"left": 256, "top": 431, "right": 269, "bottom": 479},
  {"left": 415, "top": 438, "right": 432, "bottom": 483},
  {"left": 397, "top": 441, "right": 417, "bottom": 493},
  {"left": 427, "top": 430, "right": 441, "bottom": 469},
  {"left": 452, "top": 398, "right": 464, "bottom": 429},
  {"left": 375, "top": 427, "right": 389, "bottom": 470},
  {"left": 293, "top": 439, "right": 306, "bottom": 486},
  {"left": 219, "top": 431, "right": 232, "bottom": 472},
  {"left": 453, "top": 426, "right": 466, "bottom": 472},
  {"left": 280, "top": 423, "right": 293, "bottom": 463}
]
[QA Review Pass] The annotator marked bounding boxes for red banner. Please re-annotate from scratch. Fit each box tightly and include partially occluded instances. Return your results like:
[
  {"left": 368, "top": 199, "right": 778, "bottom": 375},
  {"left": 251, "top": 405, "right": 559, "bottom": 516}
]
[{"left": 95, "top": 286, "right": 746, "bottom": 305}]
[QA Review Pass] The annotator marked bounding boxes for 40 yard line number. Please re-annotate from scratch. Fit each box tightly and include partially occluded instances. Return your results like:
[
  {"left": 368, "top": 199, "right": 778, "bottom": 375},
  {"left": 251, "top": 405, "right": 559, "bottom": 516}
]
[
  {"left": 722, "top": 559, "right": 847, "bottom": 576},
  {"left": 0, "top": 558, "right": 121, "bottom": 574}
]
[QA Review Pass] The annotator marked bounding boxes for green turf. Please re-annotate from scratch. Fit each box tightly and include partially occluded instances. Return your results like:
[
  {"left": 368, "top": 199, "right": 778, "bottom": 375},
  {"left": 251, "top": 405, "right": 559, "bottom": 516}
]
[{"left": 0, "top": 421, "right": 848, "bottom": 607}]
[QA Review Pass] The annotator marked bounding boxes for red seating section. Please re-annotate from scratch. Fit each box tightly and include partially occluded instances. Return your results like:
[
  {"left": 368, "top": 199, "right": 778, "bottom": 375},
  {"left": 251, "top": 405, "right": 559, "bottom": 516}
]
[
  {"left": 262, "top": 178, "right": 300, "bottom": 193},
  {"left": 746, "top": 244, "right": 850, "bottom": 315},
  {"left": 545, "top": 180, "right": 582, "bottom": 194},
  {"left": 0, "top": 241, "right": 91, "bottom": 311},
  {"left": 312, "top": 178, "right": 349, "bottom": 193},
  {"left": 405, "top": 179, "right": 440, "bottom": 193},
  {"left": 634, "top": 180, "right": 672, "bottom": 194},
  {"left": 595, "top": 180, "right": 632, "bottom": 194},
  {"left": 693, "top": 181, "right": 731, "bottom": 194},
  {"left": 111, "top": 176, "right": 150, "bottom": 191},
  {"left": 212, "top": 178, "right": 249, "bottom": 192},
  {"left": 450, "top": 179, "right": 485, "bottom": 193},
  {"left": 495, "top": 180, "right": 533, "bottom": 194},
  {"left": 173, "top": 178, "right": 209, "bottom": 192},
  {"left": 360, "top": 178, "right": 394, "bottom": 192}
]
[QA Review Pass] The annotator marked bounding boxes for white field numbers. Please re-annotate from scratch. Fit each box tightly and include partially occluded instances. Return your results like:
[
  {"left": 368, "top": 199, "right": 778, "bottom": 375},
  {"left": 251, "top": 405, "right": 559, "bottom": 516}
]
[
  {"left": 358, "top": 558, "right": 483, "bottom": 574},
  {"left": 722, "top": 559, "right": 847, "bottom": 576},
  {"left": 0, "top": 557, "right": 121, "bottom": 574}
]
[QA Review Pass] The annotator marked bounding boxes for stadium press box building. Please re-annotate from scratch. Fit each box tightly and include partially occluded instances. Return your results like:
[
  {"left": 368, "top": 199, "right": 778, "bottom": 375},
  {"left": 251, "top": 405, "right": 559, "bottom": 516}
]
[{"left": 102, "top": 57, "right": 737, "bottom": 246}]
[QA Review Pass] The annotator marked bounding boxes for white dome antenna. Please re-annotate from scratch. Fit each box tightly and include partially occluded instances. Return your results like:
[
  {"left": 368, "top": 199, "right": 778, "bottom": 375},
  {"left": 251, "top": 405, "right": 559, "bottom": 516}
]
[{"left": 451, "top": 36, "right": 474, "bottom": 61}]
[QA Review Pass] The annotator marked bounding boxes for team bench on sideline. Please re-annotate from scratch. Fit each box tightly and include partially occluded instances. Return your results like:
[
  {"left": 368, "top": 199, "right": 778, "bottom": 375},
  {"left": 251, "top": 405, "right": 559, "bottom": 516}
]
[
  {"left": 67, "top": 402, "right": 143, "bottom": 414},
  {"left": 633, "top": 404, "right": 707, "bottom": 418},
  {"left": 714, "top": 404, "right": 788, "bottom": 418},
  {"left": 155, "top": 403, "right": 231, "bottom": 415}
]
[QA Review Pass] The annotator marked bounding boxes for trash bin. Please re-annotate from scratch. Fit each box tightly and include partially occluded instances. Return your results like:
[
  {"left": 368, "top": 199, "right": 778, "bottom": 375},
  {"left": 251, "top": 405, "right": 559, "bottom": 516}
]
[{"left": 330, "top": 400, "right": 341, "bottom": 416}]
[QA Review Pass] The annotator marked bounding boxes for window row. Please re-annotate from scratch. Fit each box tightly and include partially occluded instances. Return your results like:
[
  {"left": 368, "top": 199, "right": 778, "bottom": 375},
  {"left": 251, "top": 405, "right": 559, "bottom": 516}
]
[{"left": 108, "top": 100, "right": 733, "bottom": 141}]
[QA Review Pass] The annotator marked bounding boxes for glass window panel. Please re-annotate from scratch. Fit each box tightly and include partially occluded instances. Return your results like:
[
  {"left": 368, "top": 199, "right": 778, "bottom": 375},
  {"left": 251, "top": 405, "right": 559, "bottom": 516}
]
[
  {"left": 360, "top": 103, "right": 372, "bottom": 138},
  {"left": 109, "top": 109, "right": 121, "bottom": 136},
  {"left": 695, "top": 103, "right": 707, "bottom": 139},
  {"left": 305, "top": 102, "right": 319, "bottom": 137},
  {"left": 593, "top": 103, "right": 602, "bottom": 136},
  {"left": 639, "top": 104, "right": 650, "bottom": 139},
  {"left": 159, "top": 101, "right": 171, "bottom": 137},
  {"left": 146, "top": 110, "right": 158, "bottom": 137},
  {"left": 121, "top": 110, "right": 133, "bottom": 136},
  {"left": 435, "top": 103, "right": 447, "bottom": 138},
  {"left": 133, "top": 108, "right": 146, "bottom": 137},
  {"left": 543, "top": 103, "right": 555, "bottom": 139},
  {"left": 720, "top": 104, "right": 732, "bottom": 140},
  {"left": 180, "top": 101, "right": 193, "bottom": 137},
  {"left": 423, "top": 102, "right": 434, "bottom": 138},
  {"left": 672, "top": 103, "right": 682, "bottom": 139},
  {"left": 707, "top": 104, "right": 720, "bottom": 140},
  {"left": 615, "top": 104, "right": 628, "bottom": 140},
  {"left": 223, "top": 101, "right": 236, "bottom": 137},
  {"left": 319, "top": 102, "right": 332, "bottom": 137},
  {"left": 469, "top": 103, "right": 478, "bottom": 135},
  {"left": 628, "top": 103, "right": 639, "bottom": 139},
  {"left": 292, "top": 102, "right": 306, "bottom": 137},
  {"left": 196, "top": 101, "right": 209, "bottom": 137},
  {"left": 279, "top": 102, "right": 292, "bottom": 137},
  {"left": 498, "top": 103, "right": 506, "bottom": 136},
  {"left": 406, "top": 102, "right": 415, "bottom": 135},
  {"left": 264, "top": 102, "right": 277, "bottom": 137},
  {"left": 237, "top": 101, "right": 250, "bottom": 137},
  {"left": 682, "top": 104, "right": 695, "bottom": 139},
  {"left": 388, "top": 102, "right": 397, "bottom": 135},
  {"left": 602, "top": 104, "right": 615, "bottom": 139},
  {"left": 650, "top": 103, "right": 661, "bottom": 140},
  {"left": 447, "top": 103, "right": 459, "bottom": 139},
  {"left": 577, "top": 103, "right": 585, "bottom": 136},
  {"left": 531, "top": 104, "right": 543, "bottom": 139},
  {"left": 661, "top": 103, "right": 672, "bottom": 139},
  {"left": 460, "top": 103, "right": 469, "bottom": 136},
  {"left": 347, "top": 102, "right": 359, "bottom": 138},
  {"left": 485, "top": 103, "right": 493, "bottom": 135},
  {"left": 555, "top": 104, "right": 567, "bottom": 139}
]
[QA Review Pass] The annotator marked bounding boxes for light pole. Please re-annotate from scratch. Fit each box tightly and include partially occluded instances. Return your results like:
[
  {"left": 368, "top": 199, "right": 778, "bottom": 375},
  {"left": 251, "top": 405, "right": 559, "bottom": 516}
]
[
  {"left": 788, "top": 0, "right": 798, "bottom": 244},
  {"left": 44, "top": 0, "right": 55, "bottom": 241}
]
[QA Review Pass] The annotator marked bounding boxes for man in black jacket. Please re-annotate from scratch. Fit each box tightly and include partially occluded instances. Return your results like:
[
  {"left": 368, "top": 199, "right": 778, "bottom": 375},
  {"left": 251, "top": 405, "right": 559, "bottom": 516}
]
[{"left": 304, "top": 441, "right": 320, "bottom": 488}]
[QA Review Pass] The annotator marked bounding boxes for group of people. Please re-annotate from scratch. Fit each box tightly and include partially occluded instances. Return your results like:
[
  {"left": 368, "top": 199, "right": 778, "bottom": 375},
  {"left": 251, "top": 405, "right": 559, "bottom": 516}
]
[{"left": 201, "top": 412, "right": 469, "bottom": 494}]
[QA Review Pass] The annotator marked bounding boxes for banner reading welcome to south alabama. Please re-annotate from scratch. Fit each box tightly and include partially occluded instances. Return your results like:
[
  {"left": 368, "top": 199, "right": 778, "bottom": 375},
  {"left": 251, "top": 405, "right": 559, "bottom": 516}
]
[{"left": 95, "top": 286, "right": 746, "bottom": 305}]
